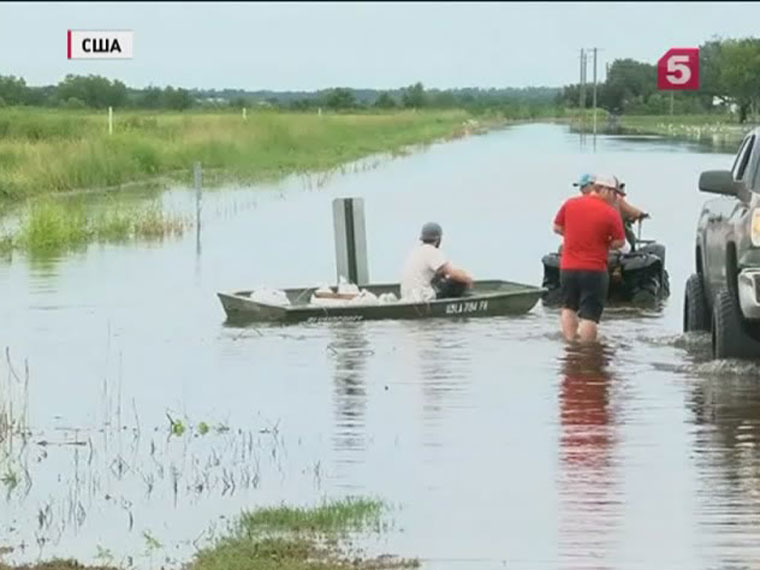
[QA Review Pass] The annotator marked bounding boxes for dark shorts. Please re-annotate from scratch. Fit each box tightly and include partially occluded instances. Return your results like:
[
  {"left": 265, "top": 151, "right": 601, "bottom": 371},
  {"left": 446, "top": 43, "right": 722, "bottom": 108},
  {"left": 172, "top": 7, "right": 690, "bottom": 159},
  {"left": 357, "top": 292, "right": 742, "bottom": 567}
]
[
  {"left": 432, "top": 275, "right": 468, "bottom": 299},
  {"left": 560, "top": 269, "right": 609, "bottom": 323}
]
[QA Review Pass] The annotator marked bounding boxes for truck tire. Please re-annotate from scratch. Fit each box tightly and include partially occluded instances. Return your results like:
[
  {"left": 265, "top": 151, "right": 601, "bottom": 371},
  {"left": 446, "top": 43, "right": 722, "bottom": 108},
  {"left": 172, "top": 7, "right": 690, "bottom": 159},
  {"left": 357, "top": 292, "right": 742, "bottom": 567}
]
[
  {"left": 683, "top": 273, "right": 709, "bottom": 332},
  {"left": 712, "top": 288, "right": 760, "bottom": 359}
]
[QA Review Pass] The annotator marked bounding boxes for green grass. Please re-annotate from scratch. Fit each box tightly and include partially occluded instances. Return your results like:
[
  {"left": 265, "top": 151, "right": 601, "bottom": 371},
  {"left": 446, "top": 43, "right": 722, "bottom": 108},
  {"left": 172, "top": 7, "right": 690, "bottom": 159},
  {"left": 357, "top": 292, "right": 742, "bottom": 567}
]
[
  {"left": 238, "top": 498, "right": 383, "bottom": 536},
  {"left": 0, "top": 196, "right": 190, "bottom": 257},
  {"left": 0, "top": 108, "right": 490, "bottom": 203},
  {"left": 0, "top": 562, "right": 118, "bottom": 570},
  {"left": 191, "top": 498, "right": 419, "bottom": 570},
  {"left": 0, "top": 499, "right": 417, "bottom": 570}
]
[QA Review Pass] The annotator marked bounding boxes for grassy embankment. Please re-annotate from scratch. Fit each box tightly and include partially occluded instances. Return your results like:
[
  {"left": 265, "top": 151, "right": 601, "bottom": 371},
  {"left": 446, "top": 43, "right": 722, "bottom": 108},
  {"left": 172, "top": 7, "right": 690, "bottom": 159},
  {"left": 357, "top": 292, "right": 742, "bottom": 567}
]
[
  {"left": 0, "top": 108, "right": 487, "bottom": 256},
  {"left": 568, "top": 108, "right": 758, "bottom": 149},
  {"left": 0, "top": 498, "right": 417, "bottom": 570}
]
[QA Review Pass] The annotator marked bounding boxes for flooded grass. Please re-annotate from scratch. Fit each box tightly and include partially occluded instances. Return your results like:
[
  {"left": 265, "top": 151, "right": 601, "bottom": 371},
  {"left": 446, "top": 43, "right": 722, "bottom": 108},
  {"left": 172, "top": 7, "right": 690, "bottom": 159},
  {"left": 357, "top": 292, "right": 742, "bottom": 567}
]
[
  {"left": 0, "top": 109, "right": 478, "bottom": 203},
  {"left": 238, "top": 498, "right": 383, "bottom": 535},
  {"left": 191, "top": 499, "right": 418, "bottom": 570},
  {"left": 3, "top": 197, "right": 190, "bottom": 257},
  {"left": 0, "top": 561, "right": 119, "bottom": 570}
]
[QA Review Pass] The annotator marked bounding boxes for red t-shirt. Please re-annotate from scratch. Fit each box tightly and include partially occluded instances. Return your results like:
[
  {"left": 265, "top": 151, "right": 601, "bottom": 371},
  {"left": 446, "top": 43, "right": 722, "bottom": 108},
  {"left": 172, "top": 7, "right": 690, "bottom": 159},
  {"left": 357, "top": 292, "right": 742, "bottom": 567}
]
[{"left": 554, "top": 194, "right": 625, "bottom": 271}]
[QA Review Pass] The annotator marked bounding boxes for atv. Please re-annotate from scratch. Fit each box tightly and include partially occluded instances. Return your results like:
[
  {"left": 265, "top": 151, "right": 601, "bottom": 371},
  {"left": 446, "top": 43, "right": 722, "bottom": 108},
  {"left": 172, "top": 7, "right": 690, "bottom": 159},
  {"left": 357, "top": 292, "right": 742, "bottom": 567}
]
[{"left": 541, "top": 218, "right": 670, "bottom": 306}]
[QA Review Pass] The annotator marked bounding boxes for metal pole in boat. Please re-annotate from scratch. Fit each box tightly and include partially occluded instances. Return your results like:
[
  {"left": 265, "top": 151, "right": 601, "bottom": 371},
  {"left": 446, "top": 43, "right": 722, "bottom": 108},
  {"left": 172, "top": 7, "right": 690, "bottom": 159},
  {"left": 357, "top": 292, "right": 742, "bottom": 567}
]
[
  {"left": 194, "top": 162, "right": 202, "bottom": 254},
  {"left": 333, "top": 197, "right": 369, "bottom": 287}
]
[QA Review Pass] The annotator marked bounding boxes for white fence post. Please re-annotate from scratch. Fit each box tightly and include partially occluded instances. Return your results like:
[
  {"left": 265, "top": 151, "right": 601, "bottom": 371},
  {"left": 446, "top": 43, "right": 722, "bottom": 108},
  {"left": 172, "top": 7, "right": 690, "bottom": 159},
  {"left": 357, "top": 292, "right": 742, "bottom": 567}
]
[{"left": 108, "top": 106, "right": 113, "bottom": 135}]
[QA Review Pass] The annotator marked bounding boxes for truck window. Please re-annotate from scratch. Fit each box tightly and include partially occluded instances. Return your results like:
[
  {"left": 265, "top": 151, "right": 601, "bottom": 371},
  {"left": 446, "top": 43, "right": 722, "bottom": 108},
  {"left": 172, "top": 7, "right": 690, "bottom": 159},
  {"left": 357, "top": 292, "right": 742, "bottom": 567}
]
[
  {"left": 733, "top": 135, "right": 755, "bottom": 181},
  {"left": 731, "top": 137, "right": 750, "bottom": 175}
]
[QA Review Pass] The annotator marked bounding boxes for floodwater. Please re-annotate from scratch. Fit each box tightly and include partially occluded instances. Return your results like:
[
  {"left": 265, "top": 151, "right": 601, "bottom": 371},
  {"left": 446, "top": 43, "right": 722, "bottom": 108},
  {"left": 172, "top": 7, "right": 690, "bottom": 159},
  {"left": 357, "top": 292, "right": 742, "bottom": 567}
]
[{"left": 2, "top": 123, "right": 760, "bottom": 569}]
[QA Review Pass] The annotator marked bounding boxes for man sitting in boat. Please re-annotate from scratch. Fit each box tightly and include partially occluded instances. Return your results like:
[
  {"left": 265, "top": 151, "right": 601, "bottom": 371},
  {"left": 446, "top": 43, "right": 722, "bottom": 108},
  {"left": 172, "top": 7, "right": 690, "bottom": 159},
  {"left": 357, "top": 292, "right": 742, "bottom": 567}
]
[{"left": 400, "top": 222, "right": 474, "bottom": 302}]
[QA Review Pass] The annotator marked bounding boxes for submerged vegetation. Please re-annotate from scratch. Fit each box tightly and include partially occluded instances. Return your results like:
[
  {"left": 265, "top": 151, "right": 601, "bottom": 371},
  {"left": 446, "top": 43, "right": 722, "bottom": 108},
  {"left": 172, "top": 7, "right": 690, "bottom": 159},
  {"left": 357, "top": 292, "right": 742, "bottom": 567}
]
[
  {"left": 191, "top": 498, "right": 417, "bottom": 570},
  {"left": 0, "top": 497, "right": 416, "bottom": 570},
  {"left": 0, "top": 197, "right": 190, "bottom": 257}
]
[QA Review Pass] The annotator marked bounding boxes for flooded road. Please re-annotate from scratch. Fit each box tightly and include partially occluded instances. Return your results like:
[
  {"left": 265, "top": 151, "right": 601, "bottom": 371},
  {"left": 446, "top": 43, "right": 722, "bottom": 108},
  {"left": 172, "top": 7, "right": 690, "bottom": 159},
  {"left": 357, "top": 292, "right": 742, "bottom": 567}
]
[{"left": 2, "top": 123, "right": 760, "bottom": 569}]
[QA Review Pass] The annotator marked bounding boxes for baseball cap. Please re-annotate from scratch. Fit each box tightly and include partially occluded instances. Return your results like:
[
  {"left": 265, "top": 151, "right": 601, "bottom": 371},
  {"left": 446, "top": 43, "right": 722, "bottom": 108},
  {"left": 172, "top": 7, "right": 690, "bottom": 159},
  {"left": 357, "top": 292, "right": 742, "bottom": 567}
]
[
  {"left": 572, "top": 173, "right": 594, "bottom": 189},
  {"left": 616, "top": 179, "right": 627, "bottom": 196},
  {"left": 593, "top": 175, "right": 619, "bottom": 191},
  {"left": 420, "top": 222, "right": 442, "bottom": 241}
]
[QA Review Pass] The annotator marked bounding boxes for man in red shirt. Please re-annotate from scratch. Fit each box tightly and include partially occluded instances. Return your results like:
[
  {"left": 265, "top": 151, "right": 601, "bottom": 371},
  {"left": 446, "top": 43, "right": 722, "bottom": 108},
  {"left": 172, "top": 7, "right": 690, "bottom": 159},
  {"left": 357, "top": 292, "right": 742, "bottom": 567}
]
[{"left": 553, "top": 175, "right": 626, "bottom": 342}]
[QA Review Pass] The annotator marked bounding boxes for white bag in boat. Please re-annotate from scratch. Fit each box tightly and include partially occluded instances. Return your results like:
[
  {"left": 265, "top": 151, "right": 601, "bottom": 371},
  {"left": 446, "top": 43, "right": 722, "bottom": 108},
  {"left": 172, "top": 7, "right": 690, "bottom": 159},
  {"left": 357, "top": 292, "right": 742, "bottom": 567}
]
[
  {"left": 379, "top": 292, "right": 399, "bottom": 304},
  {"left": 349, "top": 290, "right": 379, "bottom": 305},
  {"left": 250, "top": 288, "right": 291, "bottom": 306},
  {"left": 337, "top": 276, "right": 359, "bottom": 295}
]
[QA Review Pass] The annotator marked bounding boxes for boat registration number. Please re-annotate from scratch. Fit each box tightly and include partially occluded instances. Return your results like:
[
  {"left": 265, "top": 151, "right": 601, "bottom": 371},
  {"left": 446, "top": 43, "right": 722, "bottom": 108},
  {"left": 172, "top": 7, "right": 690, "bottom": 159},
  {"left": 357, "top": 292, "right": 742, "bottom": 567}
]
[
  {"left": 305, "top": 315, "right": 364, "bottom": 323},
  {"left": 445, "top": 300, "right": 488, "bottom": 314}
]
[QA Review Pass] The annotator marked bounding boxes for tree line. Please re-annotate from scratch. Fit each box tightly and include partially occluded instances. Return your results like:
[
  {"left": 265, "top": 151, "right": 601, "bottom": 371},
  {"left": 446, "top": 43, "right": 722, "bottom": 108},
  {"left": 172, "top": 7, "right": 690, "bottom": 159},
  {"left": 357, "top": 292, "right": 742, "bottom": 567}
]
[
  {"left": 4, "top": 35, "right": 759, "bottom": 120},
  {"left": 0, "top": 74, "right": 559, "bottom": 114},
  {"left": 557, "top": 37, "right": 760, "bottom": 122}
]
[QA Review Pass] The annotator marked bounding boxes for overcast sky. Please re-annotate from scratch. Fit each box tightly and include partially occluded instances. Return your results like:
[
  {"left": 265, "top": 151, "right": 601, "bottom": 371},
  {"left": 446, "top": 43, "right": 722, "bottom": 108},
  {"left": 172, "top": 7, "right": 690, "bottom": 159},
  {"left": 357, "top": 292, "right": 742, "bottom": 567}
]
[{"left": 2, "top": 2, "right": 759, "bottom": 91}]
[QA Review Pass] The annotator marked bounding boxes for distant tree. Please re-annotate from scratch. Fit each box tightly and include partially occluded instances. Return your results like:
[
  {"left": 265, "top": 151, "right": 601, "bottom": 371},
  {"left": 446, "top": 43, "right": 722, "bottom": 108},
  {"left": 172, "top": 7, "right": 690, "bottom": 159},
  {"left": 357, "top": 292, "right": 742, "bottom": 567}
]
[
  {"left": 718, "top": 38, "right": 760, "bottom": 122},
  {"left": 401, "top": 82, "right": 426, "bottom": 108},
  {"left": 56, "top": 74, "right": 127, "bottom": 108},
  {"left": 598, "top": 59, "right": 657, "bottom": 113},
  {"left": 138, "top": 86, "right": 163, "bottom": 109},
  {"left": 0, "top": 75, "right": 30, "bottom": 105},
  {"left": 324, "top": 88, "right": 356, "bottom": 110},
  {"left": 162, "top": 86, "right": 193, "bottom": 110},
  {"left": 374, "top": 91, "right": 397, "bottom": 109},
  {"left": 63, "top": 97, "right": 86, "bottom": 110},
  {"left": 428, "top": 91, "right": 456, "bottom": 108}
]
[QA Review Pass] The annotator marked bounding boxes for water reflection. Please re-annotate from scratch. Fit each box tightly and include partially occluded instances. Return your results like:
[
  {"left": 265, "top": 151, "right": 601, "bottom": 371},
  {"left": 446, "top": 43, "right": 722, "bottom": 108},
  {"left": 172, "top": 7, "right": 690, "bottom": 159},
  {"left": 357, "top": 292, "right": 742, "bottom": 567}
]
[
  {"left": 329, "top": 323, "right": 371, "bottom": 464},
  {"left": 558, "top": 342, "right": 620, "bottom": 570},
  {"left": 398, "top": 321, "right": 472, "bottom": 445},
  {"left": 689, "top": 371, "right": 760, "bottom": 563}
]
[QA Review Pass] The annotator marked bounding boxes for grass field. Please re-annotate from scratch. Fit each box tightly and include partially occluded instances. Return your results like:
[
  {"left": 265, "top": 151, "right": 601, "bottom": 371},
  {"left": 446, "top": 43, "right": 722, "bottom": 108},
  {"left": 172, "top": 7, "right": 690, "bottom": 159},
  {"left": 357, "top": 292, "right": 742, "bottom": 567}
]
[{"left": 0, "top": 108, "right": 487, "bottom": 204}]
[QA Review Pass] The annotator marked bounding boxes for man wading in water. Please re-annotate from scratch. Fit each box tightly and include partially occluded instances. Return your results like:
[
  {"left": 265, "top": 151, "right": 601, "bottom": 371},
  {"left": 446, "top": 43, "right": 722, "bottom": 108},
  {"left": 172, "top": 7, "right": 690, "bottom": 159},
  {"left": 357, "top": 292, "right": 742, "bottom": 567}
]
[{"left": 553, "top": 176, "right": 626, "bottom": 342}]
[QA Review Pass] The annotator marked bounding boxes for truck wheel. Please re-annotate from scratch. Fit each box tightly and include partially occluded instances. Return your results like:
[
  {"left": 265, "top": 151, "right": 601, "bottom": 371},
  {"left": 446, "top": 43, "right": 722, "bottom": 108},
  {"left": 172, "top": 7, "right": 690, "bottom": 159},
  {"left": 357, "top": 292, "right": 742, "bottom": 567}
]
[
  {"left": 683, "top": 273, "right": 709, "bottom": 332},
  {"left": 712, "top": 288, "right": 760, "bottom": 359}
]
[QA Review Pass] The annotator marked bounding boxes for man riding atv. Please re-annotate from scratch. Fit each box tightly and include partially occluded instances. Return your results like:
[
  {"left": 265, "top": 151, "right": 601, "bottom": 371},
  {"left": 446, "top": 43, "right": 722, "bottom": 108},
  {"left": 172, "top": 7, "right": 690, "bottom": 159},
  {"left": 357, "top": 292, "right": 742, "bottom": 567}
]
[{"left": 614, "top": 178, "right": 650, "bottom": 252}]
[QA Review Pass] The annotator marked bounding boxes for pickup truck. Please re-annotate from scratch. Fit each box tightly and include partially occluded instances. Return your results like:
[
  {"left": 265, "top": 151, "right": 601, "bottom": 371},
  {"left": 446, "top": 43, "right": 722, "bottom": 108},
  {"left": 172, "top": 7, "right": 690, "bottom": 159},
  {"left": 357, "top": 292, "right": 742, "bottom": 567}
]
[{"left": 684, "top": 127, "right": 760, "bottom": 359}]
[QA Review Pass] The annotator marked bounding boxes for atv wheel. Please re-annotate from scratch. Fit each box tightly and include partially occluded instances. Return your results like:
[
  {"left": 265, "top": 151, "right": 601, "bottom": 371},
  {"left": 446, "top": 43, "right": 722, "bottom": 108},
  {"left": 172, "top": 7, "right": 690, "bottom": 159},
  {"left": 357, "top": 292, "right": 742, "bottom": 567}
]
[
  {"left": 711, "top": 288, "right": 760, "bottom": 359},
  {"left": 630, "top": 274, "right": 660, "bottom": 305},
  {"left": 683, "top": 273, "right": 709, "bottom": 332},
  {"left": 541, "top": 287, "right": 563, "bottom": 306}
]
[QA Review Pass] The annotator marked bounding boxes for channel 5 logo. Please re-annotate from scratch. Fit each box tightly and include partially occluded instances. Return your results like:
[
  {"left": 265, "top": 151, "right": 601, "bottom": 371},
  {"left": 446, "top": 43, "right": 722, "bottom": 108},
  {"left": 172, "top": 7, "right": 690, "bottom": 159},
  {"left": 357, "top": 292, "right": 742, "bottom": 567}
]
[{"left": 658, "top": 48, "right": 699, "bottom": 90}]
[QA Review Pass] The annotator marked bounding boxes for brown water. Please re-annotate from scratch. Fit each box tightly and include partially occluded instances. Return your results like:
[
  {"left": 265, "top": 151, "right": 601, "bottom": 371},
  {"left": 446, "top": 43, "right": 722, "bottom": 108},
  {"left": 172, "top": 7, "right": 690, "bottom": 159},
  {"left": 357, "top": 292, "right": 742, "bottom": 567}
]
[{"left": 2, "top": 124, "right": 760, "bottom": 569}]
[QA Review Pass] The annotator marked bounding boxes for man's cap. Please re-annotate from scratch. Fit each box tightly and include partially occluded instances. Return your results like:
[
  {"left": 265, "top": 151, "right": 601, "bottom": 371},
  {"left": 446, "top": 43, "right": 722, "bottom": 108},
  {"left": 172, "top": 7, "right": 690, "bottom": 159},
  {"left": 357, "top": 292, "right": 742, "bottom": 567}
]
[
  {"left": 593, "top": 175, "right": 620, "bottom": 191},
  {"left": 616, "top": 179, "right": 627, "bottom": 196},
  {"left": 572, "top": 173, "right": 595, "bottom": 189},
  {"left": 420, "top": 222, "right": 442, "bottom": 241}
]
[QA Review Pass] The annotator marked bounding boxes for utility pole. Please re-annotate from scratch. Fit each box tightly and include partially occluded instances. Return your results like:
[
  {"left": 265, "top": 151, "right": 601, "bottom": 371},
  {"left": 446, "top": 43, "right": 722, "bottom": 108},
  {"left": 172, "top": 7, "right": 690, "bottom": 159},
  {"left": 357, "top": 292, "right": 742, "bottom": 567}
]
[
  {"left": 579, "top": 48, "right": 585, "bottom": 109},
  {"left": 592, "top": 47, "right": 598, "bottom": 136},
  {"left": 579, "top": 49, "right": 587, "bottom": 111}
]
